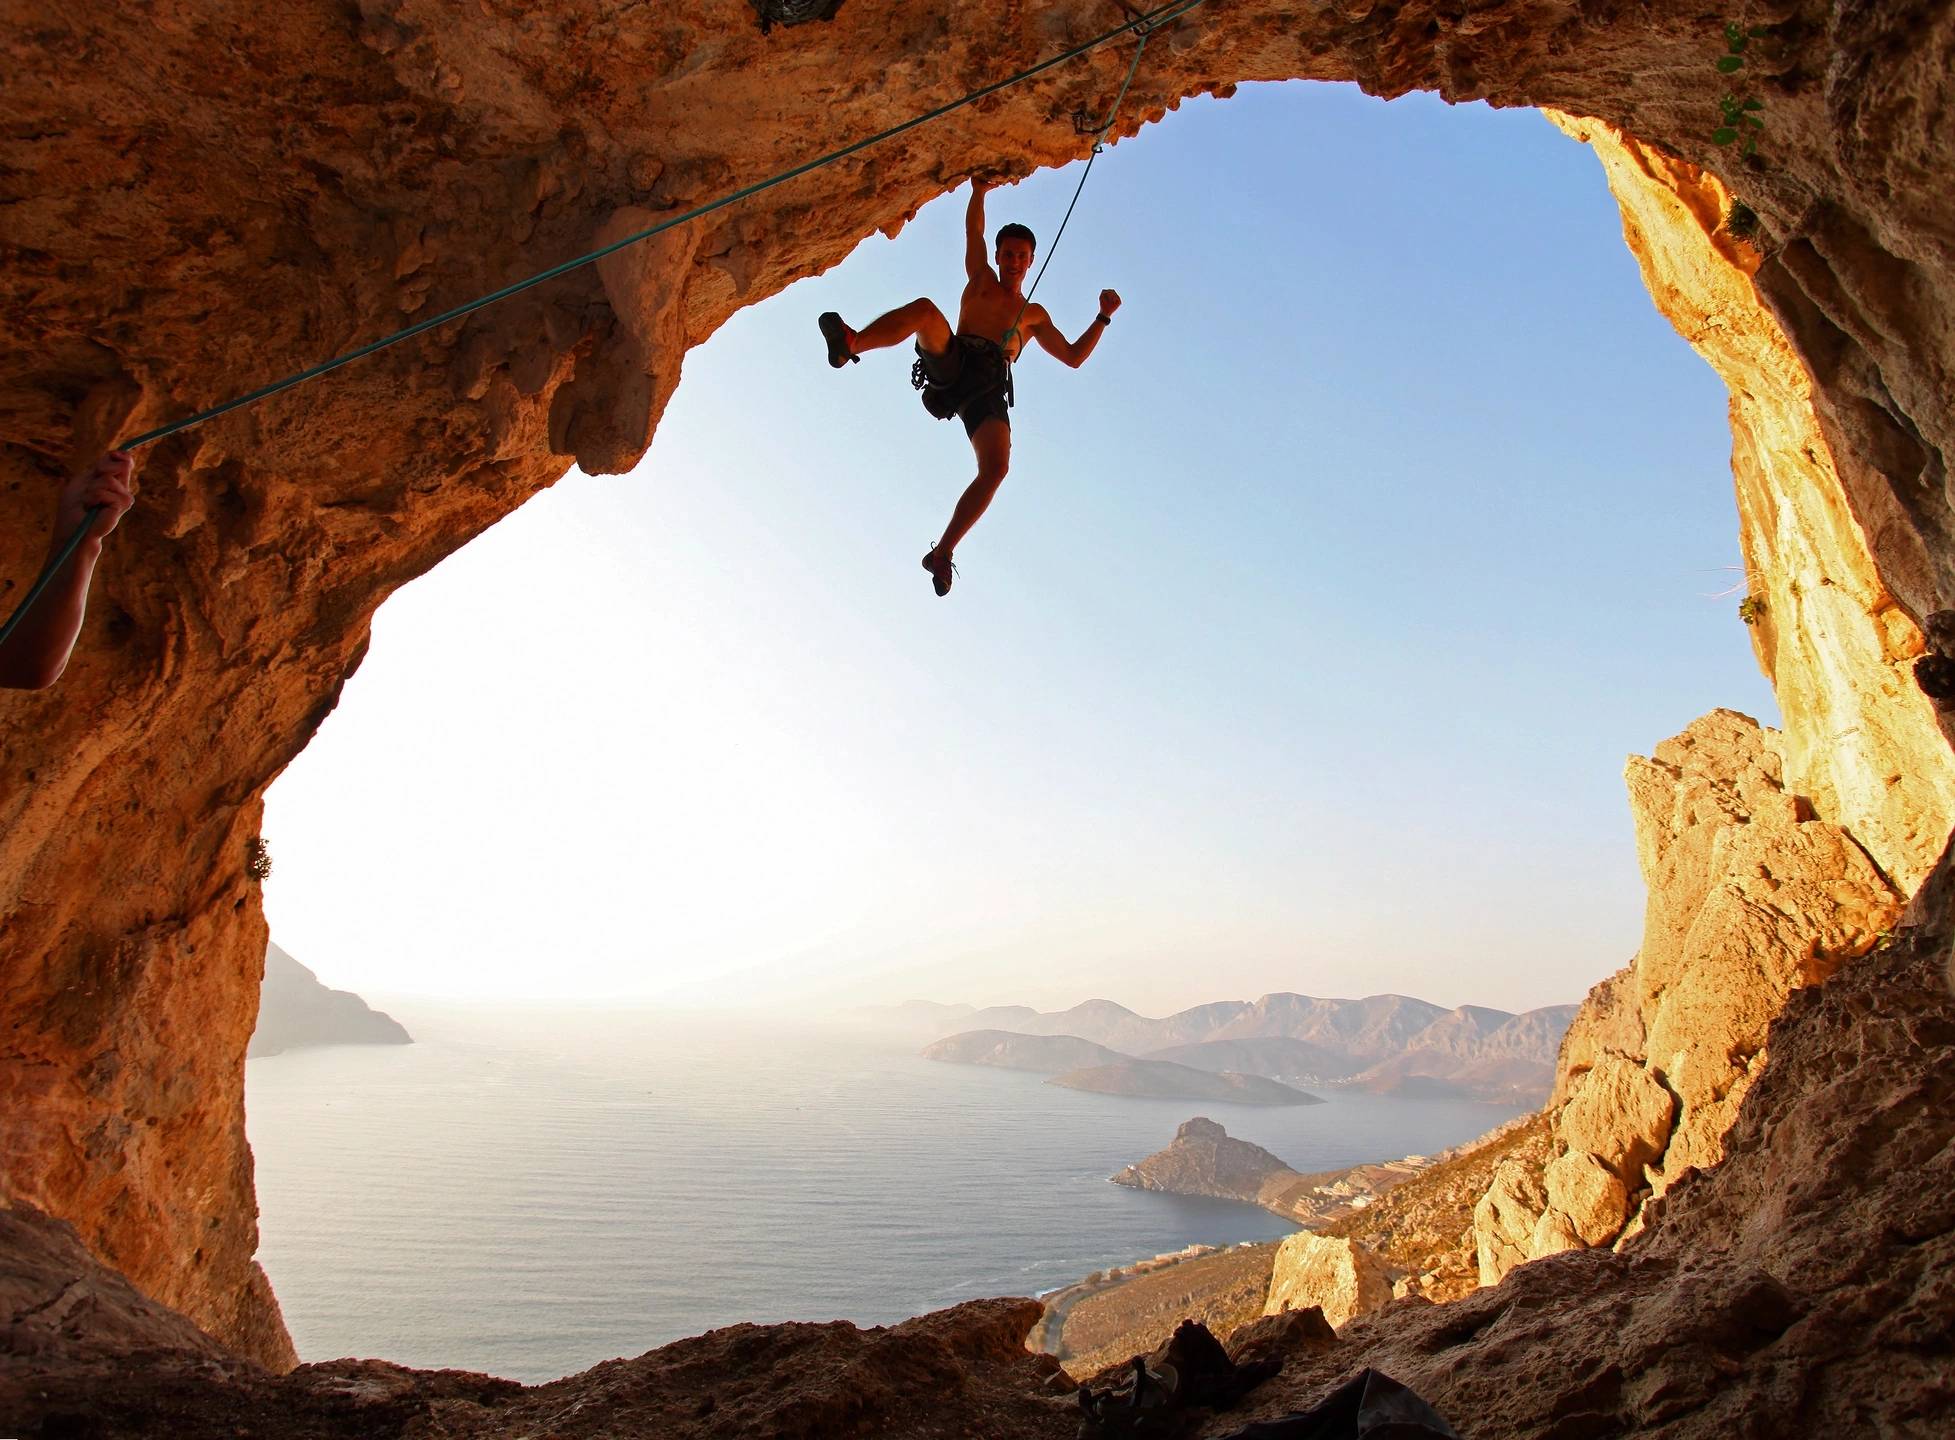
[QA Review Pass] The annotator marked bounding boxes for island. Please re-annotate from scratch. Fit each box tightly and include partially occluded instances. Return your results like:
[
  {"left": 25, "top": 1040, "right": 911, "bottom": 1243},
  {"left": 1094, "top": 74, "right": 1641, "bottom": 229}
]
[{"left": 1048, "top": 1058, "right": 1323, "bottom": 1106}]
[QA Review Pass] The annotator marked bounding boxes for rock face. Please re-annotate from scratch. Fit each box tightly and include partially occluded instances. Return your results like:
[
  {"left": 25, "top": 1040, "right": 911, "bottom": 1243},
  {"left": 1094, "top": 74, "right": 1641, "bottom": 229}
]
[
  {"left": 1223, "top": 865, "right": 1955, "bottom": 1439},
  {"left": 248, "top": 943, "right": 411, "bottom": 1059},
  {"left": 4, "top": 0, "right": 1955, "bottom": 1372},
  {"left": 5, "top": 852, "right": 1955, "bottom": 1440},
  {"left": 1048, "top": 1059, "right": 1320, "bottom": 1106},
  {"left": 1261, "top": 1234, "right": 1394, "bottom": 1331},
  {"left": 1111, "top": 1117, "right": 1303, "bottom": 1206},
  {"left": 1474, "top": 710, "right": 1904, "bottom": 1283},
  {"left": 0, "top": 1207, "right": 1074, "bottom": 1438},
  {"left": 1552, "top": 113, "right": 1955, "bottom": 898},
  {"left": 919, "top": 1029, "right": 1124, "bottom": 1074}
]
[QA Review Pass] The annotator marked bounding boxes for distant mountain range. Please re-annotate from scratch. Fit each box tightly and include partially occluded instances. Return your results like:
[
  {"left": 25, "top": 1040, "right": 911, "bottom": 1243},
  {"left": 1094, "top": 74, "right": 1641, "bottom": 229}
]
[
  {"left": 249, "top": 943, "right": 412, "bottom": 1058},
  {"left": 903, "top": 992, "right": 1578, "bottom": 1104}
]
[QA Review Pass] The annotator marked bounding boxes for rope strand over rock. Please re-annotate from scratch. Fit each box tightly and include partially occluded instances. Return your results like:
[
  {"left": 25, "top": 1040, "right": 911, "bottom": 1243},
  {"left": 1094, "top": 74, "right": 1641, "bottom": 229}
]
[{"left": 0, "top": 0, "right": 1216, "bottom": 652}]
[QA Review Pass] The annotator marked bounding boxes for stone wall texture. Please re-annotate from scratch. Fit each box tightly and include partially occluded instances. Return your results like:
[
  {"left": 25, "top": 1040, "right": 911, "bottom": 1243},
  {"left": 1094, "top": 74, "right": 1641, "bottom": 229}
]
[{"left": 3, "top": 0, "right": 1953, "bottom": 1368}]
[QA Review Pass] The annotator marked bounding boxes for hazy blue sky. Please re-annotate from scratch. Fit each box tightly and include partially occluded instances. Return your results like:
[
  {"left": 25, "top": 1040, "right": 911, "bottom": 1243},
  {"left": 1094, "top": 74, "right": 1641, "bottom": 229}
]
[{"left": 262, "top": 80, "right": 1776, "bottom": 1017}]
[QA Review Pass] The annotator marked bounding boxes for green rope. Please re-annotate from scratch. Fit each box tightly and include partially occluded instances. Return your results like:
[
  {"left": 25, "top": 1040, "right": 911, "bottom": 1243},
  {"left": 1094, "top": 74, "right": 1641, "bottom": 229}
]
[
  {"left": 1010, "top": 0, "right": 1210, "bottom": 349},
  {"left": 2, "top": 0, "right": 1215, "bottom": 653},
  {"left": 1003, "top": 1, "right": 1183, "bottom": 357}
]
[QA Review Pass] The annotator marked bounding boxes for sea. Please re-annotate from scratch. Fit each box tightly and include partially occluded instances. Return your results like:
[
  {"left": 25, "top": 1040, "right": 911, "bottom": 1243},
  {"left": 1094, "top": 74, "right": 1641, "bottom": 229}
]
[{"left": 244, "top": 1002, "right": 1525, "bottom": 1383}]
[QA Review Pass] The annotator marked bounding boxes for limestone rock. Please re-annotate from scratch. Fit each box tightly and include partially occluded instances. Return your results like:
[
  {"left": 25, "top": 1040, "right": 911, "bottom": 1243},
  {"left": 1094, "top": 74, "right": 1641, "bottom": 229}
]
[
  {"left": 1264, "top": 1234, "right": 1393, "bottom": 1331},
  {"left": 1626, "top": 712, "right": 1904, "bottom": 1171},
  {"left": 1527, "top": 1208, "right": 1586, "bottom": 1260},
  {"left": 1541, "top": 1150, "right": 1630, "bottom": 1248},
  {"left": 1552, "top": 114, "right": 1955, "bottom": 898},
  {"left": 1474, "top": 1154, "right": 1547, "bottom": 1287},
  {"left": 1204, "top": 877, "right": 1955, "bottom": 1440},
  {"left": 1557, "top": 1054, "right": 1677, "bottom": 1182},
  {"left": 1549, "top": 965, "right": 1643, "bottom": 1105},
  {"left": 5, "top": 0, "right": 1955, "bottom": 1369}
]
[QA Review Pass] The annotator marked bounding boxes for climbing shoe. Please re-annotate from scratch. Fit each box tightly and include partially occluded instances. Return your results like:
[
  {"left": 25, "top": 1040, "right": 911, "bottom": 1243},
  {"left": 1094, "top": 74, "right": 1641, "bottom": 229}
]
[
  {"left": 922, "top": 546, "right": 955, "bottom": 597},
  {"left": 818, "top": 312, "right": 859, "bottom": 367}
]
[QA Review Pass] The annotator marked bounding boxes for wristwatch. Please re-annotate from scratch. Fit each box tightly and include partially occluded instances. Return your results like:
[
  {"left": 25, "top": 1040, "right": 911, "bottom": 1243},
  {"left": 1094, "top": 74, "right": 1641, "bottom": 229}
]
[{"left": 1094, "top": 312, "right": 1112, "bottom": 326}]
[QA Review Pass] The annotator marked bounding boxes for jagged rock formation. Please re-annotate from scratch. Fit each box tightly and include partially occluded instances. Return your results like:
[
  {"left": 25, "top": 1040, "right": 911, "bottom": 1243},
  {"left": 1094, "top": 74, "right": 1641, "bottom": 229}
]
[
  {"left": 248, "top": 943, "right": 411, "bottom": 1059},
  {"left": 1111, "top": 1117, "right": 1304, "bottom": 1206},
  {"left": 1474, "top": 710, "right": 1905, "bottom": 1282},
  {"left": 3, "top": 0, "right": 1954, "bottom": 1376},
  {"left": 1262, "top": 1234, "right": 1395, "bottom": 1332},
  {"left": 1221, "top": 863, "right": 1955, "bottom": 1438}
]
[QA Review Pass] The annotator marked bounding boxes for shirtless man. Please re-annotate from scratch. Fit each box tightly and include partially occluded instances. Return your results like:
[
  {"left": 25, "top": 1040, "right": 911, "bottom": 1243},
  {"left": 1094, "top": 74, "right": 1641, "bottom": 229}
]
[
  {"left": 0, "top": 451, "right": 137, "bottom": 690},
  {"left": 818, "top": 177, "right": 1121, "bottom": 596}
]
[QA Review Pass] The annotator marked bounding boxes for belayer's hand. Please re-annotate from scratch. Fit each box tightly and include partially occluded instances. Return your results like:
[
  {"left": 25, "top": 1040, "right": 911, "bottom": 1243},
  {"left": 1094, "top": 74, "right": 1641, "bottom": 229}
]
[
  {"left": 1099, "top": 289, "right": 1123, "bottom": 317},
  {"left": 56, "top": 451, "right": 137, "bottom": 547}
]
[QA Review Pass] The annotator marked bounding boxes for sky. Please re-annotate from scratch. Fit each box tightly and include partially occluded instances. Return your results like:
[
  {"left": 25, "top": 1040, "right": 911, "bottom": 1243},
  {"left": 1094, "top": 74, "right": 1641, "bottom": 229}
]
[{"left": 260, "top": 80, "right": 1777, "bottom": 1019}]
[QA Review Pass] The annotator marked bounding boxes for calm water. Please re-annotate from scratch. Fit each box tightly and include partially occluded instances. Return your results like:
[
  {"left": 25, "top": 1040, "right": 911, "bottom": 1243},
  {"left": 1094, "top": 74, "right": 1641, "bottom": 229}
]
[{"left": 245, "top": 1003, "right": 1522, "bottom": 1382}]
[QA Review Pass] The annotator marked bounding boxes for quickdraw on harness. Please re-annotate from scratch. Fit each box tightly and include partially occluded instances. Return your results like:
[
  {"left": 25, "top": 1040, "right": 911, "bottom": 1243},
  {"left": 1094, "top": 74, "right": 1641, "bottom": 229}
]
[{"left": 909, "top": 337, "right": 1014, "bottom": 421}]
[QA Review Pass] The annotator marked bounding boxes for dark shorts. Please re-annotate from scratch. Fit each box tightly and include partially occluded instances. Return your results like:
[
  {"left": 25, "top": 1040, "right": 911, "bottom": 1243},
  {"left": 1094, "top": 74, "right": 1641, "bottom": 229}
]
[{"left": 912, "top": 333, "right": 1013, "bottom": 439}]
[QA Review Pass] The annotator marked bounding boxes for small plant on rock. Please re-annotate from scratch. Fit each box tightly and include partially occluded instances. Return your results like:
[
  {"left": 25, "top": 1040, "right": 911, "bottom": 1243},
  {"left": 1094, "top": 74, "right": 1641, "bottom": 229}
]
[
  {"left": 1713, "top": 21, "right": 1769, "bottom": 157},
  {"left": 1738, "top": 596, "right": 1767, "bottom": 625},
  {"left": 246, "top": 836, "right": 273, "bottom": 882},
  {"left": 1723, "top": 200, "right": 1761, "bottom": 240}
]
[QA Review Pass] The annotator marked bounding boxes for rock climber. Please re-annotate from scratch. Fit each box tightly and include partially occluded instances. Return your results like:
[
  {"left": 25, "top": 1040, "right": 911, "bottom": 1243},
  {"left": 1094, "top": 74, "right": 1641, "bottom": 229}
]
[
  {"left": 817, "top": 176, "right": 1121, "bottom": 596},
  {"left": 0, "top": 451, "right": 137, "bottom": 690}
]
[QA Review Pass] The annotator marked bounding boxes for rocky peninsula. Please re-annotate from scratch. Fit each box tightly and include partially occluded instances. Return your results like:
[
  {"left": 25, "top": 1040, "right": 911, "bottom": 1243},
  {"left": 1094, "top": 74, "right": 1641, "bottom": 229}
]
[
  {"left": 1049, "top": 1059, "right": 1320, "bottom": 1106},
  {"left": 917, "top": 1029, "right": 1123, "bottom": 1073}
]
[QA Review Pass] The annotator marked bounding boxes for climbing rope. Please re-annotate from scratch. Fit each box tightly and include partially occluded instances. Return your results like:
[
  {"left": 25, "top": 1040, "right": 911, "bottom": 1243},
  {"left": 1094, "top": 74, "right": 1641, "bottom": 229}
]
[
  {"left": 1004, "top": 0, "right": 1206, "bottom": 357},
  {"left": 0, "top": 0, "right": 1214, "bottom": 651}
]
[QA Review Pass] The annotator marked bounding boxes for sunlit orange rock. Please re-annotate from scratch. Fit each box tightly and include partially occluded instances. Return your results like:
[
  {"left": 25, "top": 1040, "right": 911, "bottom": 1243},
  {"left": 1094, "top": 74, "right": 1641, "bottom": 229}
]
[{"left": 2, "top": 0, "right": 1953, "bottom": 1371}]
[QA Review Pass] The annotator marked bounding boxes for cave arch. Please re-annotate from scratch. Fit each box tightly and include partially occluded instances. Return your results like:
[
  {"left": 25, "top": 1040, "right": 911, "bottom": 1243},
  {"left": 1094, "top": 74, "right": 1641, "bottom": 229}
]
[{"left": 2, "top": 0, "right": 1951, "bottom": 1368}]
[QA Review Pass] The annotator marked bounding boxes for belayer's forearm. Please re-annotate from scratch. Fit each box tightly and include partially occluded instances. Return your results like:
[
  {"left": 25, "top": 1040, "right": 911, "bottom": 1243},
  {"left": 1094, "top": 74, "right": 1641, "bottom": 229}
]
[{"left": 0, "top": 539, "right": 99, "bottom": 689}]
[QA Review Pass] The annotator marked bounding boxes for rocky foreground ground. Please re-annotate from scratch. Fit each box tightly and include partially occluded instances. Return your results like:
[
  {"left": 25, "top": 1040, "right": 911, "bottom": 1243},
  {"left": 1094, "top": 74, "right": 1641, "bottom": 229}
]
[{"left": 7, "top": 864, "right": 1951, "bottom": 1438}]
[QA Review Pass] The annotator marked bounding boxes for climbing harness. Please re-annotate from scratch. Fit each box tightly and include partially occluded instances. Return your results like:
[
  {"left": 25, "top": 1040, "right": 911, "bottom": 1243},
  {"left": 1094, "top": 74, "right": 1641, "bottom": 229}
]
[{"left": 0, "top": 0, "right": 1213, "bottom": 652}]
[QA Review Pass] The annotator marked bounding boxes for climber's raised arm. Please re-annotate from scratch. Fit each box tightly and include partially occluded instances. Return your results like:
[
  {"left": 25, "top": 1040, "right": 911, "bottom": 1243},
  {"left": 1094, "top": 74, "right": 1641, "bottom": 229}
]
[
  {"left": 965, "top": 177, "right": 995, "bottom": 283},
  {"left": 1029, "top": 289, "right": 1123, "bottom": 369}
]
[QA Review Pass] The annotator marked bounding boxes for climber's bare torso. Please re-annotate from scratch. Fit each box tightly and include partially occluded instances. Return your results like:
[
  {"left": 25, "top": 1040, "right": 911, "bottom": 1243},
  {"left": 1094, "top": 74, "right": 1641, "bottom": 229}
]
[{"left": 955, "top": 274, "right": 1043, "bottom": 361}]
